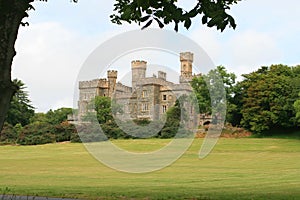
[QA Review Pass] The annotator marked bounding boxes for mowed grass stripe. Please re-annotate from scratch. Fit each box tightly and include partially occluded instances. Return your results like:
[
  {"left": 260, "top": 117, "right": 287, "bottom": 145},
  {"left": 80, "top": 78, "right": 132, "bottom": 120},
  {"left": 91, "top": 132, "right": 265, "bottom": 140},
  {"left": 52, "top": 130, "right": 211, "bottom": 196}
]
[{"left": 0, "top": 138, "right": 299, "bottom": 199}]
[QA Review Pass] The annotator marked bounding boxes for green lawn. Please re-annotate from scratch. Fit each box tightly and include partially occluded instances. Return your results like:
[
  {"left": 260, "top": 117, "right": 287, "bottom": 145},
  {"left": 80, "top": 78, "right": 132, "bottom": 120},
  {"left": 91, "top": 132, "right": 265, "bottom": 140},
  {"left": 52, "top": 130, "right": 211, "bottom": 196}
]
[{"left": 0, "top": 138, "right": 299, "bottom": 199}]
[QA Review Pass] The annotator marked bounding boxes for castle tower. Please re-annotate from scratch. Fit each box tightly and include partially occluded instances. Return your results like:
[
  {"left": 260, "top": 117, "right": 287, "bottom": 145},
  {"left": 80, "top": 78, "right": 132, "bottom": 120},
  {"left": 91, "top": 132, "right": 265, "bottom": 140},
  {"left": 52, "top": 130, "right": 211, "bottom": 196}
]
[
  {"left": 179, "top": 52, "right": 193, "bottom": 83},
  {"left": 107, "top": 70, "right": 117, "bottom": 97},
  {"left": 131, "top": 60, "right": 147, "bottom": 88}
]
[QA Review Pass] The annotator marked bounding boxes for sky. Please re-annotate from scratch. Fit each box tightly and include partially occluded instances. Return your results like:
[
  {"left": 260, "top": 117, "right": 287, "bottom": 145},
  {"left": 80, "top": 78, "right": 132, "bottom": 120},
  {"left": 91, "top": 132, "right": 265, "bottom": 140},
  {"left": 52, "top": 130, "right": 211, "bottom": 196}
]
[{"left": 12, "top": 0, "right": 300, "bottom": 112}]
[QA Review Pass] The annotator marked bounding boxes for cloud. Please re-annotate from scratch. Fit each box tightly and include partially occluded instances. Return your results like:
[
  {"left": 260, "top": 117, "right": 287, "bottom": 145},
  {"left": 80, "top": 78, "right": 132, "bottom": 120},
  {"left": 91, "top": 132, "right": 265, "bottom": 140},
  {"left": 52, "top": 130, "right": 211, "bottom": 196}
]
[
  {"left": 12, "top": 20, "right": 141, "bottom": 112},
  {"left": 189, "top": 27, "right": 222, "bottom": 64},
  {"left": 188, "top": 27, "right": 281, "bottom": 77},
  {"left": 13, "top": 22, "right": 85, "bottom": 112},
  {"left": 225, "top": 30, "right": 282, "bottom": 75}
]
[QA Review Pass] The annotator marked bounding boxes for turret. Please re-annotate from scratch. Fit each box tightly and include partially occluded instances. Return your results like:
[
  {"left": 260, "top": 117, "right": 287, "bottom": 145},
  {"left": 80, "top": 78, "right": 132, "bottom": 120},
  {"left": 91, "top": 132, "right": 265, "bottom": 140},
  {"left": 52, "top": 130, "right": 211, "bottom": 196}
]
[
  {"left": 131, "top": 60, "right": 147, "bottom": 88},
  {"left": 158, "top": 71, "right": 166, "bottom": 81},
  {"left": 107, "top": 70, "right": 118, "bottom": 97},
  {"left": 179, "top": 52, "right": 193, "bottom": 83}
]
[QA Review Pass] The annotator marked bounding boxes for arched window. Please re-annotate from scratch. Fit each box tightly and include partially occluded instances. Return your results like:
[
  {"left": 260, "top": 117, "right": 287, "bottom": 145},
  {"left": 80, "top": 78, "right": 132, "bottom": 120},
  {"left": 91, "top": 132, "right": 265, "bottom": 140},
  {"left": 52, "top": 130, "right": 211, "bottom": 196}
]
[{"left": 162, "top": 105, "right": 167, "bottom": 113}]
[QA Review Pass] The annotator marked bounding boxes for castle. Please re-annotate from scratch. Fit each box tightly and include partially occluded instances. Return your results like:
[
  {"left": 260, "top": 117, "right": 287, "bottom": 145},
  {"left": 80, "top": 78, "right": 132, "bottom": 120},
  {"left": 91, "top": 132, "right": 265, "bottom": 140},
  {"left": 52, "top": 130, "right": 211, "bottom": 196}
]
[{"left": 77, "top": 52, "right": 203, "bottom": 124}]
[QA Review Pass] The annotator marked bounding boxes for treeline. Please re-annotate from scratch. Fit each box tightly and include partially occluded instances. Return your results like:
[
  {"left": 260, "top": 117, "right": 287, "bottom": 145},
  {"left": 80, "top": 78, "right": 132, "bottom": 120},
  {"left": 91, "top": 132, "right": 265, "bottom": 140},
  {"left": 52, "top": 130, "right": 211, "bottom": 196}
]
[
  {"left": 192, "top": 64, "right": 300, "bottom": 135},
  {"left": 0, "top": 79, "right": 78, "bottom": 145},
  {"left": 0, "top": 107, "right": 79, "bottom": 145},
  {"left": 1, "top": 64, "right": 300, "bottom": 145}
]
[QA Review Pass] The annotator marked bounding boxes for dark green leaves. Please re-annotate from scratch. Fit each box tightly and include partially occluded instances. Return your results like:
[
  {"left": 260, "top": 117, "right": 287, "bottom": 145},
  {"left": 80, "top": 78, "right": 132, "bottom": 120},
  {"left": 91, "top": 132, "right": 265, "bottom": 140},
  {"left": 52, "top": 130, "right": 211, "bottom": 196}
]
[
  {"left": 111, "top": 0, "right": 240, "bottom": 32},
  {"left": 184, "top": 18, "right": 191, "bottom": 30},
  {"left": 141, "top": 19, "right": 153, "bottom": 30},
  {"left": 154, "top": 17, "right": 164, "bottom": 28},
  {"left": 239, "top": 65, "right": 300, "bottom": 134}
]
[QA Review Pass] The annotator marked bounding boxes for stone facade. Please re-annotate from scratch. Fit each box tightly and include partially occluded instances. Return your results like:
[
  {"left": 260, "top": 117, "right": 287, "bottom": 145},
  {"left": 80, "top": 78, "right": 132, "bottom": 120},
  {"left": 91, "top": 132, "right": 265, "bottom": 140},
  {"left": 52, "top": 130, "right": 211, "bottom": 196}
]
[{"left": 77, "top": 52, "right": 207, "bottom": 124}]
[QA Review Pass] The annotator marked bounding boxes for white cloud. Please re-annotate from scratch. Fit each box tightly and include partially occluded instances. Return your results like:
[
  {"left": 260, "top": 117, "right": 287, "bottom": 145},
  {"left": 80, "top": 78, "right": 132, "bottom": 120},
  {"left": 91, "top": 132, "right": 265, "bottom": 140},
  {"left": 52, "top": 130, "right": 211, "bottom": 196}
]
[
  {"left": 13, "top": 22, "right": 85, "bottom": 112},
  {"left": 225, "top": 30, "right": 282, "bottom": 75},
  {"left": 189, "top": 27, "right": 222, "bottom": 64},
  {"left": 12, "top": 21, "right": 140, "bottom": 112}
]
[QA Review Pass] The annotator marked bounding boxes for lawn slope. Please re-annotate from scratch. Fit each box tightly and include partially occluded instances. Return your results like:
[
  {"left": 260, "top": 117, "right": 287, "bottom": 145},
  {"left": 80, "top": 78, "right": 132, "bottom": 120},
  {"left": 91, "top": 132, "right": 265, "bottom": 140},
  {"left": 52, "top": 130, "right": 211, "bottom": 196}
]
[{"left": 0, "top": 138, "right": 299, "bottom": 199}]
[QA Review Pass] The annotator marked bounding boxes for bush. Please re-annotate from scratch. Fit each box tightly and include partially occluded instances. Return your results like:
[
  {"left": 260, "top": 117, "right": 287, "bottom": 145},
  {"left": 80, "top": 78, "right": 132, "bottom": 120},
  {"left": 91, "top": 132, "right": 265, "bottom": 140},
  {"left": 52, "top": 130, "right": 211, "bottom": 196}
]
[
  {"left": 75, "top": 123, "right": 108, "bottom": 142},
  {"left": 0, "top": 123, "right": 17, "bottom": 144},
  {"left": 54, "top": 121, "right": 76, "bottom": 142},
  {"left": 15, "top": 120, "right": 78, "bottom": 145},
  {"left": 17, "top": 122, "right": 56, "bottom": 145}
]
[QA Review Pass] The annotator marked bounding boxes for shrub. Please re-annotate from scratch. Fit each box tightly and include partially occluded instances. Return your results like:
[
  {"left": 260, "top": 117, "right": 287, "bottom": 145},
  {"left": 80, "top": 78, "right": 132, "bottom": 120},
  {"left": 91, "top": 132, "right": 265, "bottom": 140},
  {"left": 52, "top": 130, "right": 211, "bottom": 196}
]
[{"left": 0, "top": 123, "right": 17, "bottom": 144}]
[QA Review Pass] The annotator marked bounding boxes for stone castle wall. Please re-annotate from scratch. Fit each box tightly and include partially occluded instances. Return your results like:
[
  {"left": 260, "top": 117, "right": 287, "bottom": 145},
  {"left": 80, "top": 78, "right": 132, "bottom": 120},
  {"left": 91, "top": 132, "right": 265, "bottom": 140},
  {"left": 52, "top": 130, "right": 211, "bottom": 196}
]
[{"left": 77, "top": 52, "right": 207, "bottom": 125}]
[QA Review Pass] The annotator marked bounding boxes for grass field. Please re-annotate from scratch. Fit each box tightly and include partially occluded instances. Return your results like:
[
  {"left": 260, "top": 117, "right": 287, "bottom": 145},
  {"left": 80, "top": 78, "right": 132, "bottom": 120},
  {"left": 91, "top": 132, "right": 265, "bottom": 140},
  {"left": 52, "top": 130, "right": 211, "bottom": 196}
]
[{"left": 0, "top": 138, "right": 299, "bottom": 199}]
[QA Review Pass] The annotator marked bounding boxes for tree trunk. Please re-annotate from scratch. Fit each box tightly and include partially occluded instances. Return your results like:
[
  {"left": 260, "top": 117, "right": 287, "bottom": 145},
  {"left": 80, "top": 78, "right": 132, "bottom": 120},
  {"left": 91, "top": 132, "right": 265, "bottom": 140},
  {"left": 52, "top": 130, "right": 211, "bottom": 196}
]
[
  {"left": 0, "top": 82, "right": 16, "bottom": 130},
  {"left": 0, "top": 0, "right": 33, "bottom": 131}
]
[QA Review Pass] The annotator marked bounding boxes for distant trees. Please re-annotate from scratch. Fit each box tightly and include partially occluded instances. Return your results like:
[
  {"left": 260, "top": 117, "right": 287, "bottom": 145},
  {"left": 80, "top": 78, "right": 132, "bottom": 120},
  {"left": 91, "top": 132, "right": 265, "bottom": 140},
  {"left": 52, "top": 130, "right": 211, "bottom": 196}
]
[
  {"left": 293, "top": 93, "right": 300, "bottom": 125},
  {"left": 82, "top": 96, "right": 190, "bottom": 139},
  {"left": 191, "top": 66, "right": 236, "bottom": 122},
  {"left": 1, "top": 80, "right": 76, "bottom": 145},
  {"left": 238, "top": 65, "right": 300, "bottom": 134},
  {"left": 159, "top": 97, "right": 192, "bottom": 138},
  {"left": 1, "top": 65, "right": 300, "bottom": 144},
  {"left": 5, "top": 79, "right": 34, "bottom": 126},
  {"left": 191, "top": 64, "right": 300, "bottom": 135}
]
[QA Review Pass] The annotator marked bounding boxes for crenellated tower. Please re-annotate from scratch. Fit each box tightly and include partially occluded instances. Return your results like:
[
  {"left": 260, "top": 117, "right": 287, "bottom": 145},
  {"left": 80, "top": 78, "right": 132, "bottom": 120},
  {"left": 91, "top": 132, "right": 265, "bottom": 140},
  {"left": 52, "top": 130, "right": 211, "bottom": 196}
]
[
  {"left": 107, "top": 70, "right": 117, "bottom": 97},
  {"left": 179, "top": 52, "right": 193, "bottom": 83},
  {"left": 131, "top": 60, "right": 147, "bottom": 88}
]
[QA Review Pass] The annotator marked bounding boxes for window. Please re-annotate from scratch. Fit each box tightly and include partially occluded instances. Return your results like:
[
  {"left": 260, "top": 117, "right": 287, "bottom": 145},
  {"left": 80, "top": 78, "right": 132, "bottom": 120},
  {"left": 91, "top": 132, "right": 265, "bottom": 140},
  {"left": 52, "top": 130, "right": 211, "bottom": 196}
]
[
  {"left": 142, "top": 90, "right": 148, "bottom": 97},
  {"left": 142, "top": 103, "right": 149, "bottom": 111},
  {"left": 163, "top": 94, "right": 167, "bottom": 101},
  {"left": 162, "top": 105, "right": 167, "bottom": 113}
]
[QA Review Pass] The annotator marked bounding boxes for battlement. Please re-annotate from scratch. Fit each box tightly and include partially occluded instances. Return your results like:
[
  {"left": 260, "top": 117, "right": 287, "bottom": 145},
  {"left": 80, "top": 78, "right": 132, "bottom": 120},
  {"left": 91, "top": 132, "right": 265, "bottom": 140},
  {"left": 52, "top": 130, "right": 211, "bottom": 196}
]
[
  {"left": 79, "top": 79, "right": 108, "bottom": 89},
  {"left": 79, "top": 79, "right": 100, "bottom": 89},
  {"left": 107, "top": 70, "right": 118, "bottom": 78},
  {"left": 180, "top": 52, "right": 193, "bottom": 62},
  {"left": 131, "top": 60, "right": 147, "bottom": 68}
]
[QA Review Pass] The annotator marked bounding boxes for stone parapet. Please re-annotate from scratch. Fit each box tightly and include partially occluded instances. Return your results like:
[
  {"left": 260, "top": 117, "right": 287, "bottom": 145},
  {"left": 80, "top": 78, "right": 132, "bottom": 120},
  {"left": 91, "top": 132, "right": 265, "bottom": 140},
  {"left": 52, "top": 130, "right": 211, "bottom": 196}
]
[{"left": 180, "top": 52, "right": 193, "bottom": 62}]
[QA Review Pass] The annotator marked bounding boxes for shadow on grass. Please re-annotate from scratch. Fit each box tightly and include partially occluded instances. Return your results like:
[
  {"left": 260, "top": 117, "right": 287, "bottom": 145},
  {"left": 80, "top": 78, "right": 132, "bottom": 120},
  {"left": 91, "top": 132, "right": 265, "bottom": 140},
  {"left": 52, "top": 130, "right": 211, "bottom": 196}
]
[{"left": 250, "top": 128, "right": 300, "bottom": 139}]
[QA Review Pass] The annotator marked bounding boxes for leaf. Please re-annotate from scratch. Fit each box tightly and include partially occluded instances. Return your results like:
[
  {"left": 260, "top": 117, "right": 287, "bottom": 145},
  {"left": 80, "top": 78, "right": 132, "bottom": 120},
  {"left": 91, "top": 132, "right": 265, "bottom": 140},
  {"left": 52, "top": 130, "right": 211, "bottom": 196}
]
[
  {"left": 141, "top": 19, "right": 153, "bottom": 30},
  {"left": 184, "top": 18, "right": 192, "bottom": 29},
  {"left": 207, "top": 17, "right": 219, "bottom": 28},
  {"left": 174, "top": 23, "right": 178, "bottom": 32},
  {"left": 188, "top": 8, "right": 199, "bottom": 18},
  {"left": 140, "top": 15, "right": 150, "bottom": 22},
  {"left": 154, "top": 18, "right": 164, "bottom": 28},
  {"left": 219, "top": 21, "right": 227, "bottom": 32},
  {"left": 202, "top": 16, "right": 208, "bottom": 24},
  {"left": 228, "top": 15, "right": 237, "bottom": 29}
]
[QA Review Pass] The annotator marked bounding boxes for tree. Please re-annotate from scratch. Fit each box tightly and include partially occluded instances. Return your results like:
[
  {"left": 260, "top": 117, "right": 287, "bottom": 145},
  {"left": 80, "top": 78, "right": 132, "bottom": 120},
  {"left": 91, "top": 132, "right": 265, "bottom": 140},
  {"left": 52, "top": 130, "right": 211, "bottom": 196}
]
[
  {"left": 45, "top": 107, "right": 73, "bottom": 125},
  {"left": 111, "top": 0, "right": 240, "bottom": 32},
  {"left": 294, "top": 93, "right": 300, "bottom": 125},
  {"left": 5, "top": 79, "right": 34, "bottom": 126},
  {"left": 240, "top": 65, "right": 300, "bottom": 134},
  {"left": 227, "top": 81, "right": 243, "bottom": 126},
  {"left": 83, "top": 96, "right": 123, "bottom": 124},
  {"left": 191, "top": 66, "right": 236, "bottom": 122},
  {"left": 191, "top": 75, "right": 211, "bottom": 114},
  {"left": 0, "top": 0, "right": 240, "bottom": 131},
  {"left": 160, "top": 97, "right": 189, "bottom": 138},
  {"left": 93, "top": 96, "right": 114, "bottom": 124}
]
